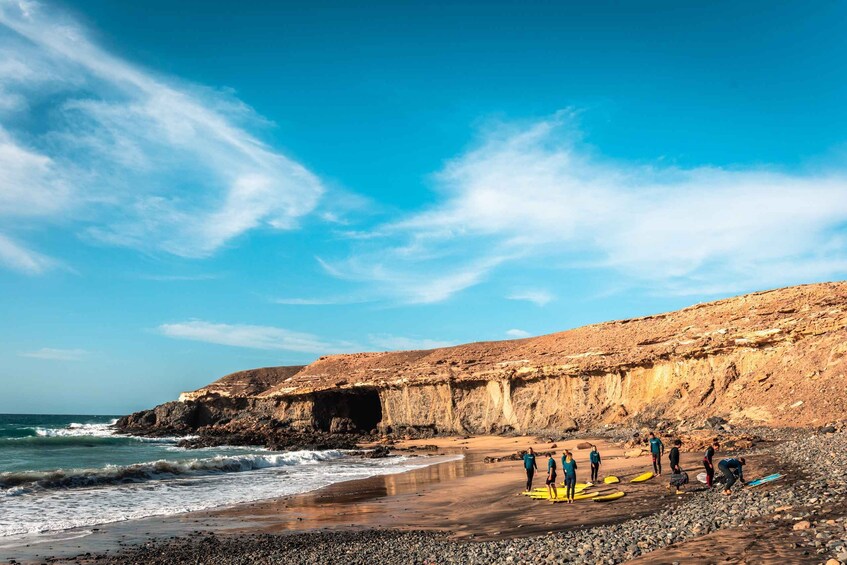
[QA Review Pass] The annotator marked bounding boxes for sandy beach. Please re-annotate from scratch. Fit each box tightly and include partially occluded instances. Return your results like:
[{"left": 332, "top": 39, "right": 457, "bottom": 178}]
[
  {"left": 3, "top": 435, "right": 682, "bottom": 562},
  {"left": 6, "top": 430, "right": 845, "bottom": 564}
]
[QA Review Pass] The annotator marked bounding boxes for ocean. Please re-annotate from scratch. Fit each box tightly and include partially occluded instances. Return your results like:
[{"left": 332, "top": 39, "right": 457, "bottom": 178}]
[{"left": 0, "top": 414, "right": 449, "bottom": 540}]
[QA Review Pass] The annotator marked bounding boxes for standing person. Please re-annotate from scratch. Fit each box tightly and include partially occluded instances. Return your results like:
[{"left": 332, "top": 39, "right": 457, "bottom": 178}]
[
  {"left": 546, "top": 452, "right": 559, "bottom": 501},
  {"left": 669, "top": 439, "right": 682, "bottom": 474},
  {"left": 523, "top": 447, "right": 538, "bottom": 492},
  {"left": 561, "top": 450, "right": 578, "bottom": 504},
  {"left": 703, "top": 440, "right": 719, "bottom": 488},
  {"left": 648, "top": 432, "right": 665, "bottom": 476},
  {"left": 718, "top": 457, "right": 746, "bottom": 495},
  {"left": 589, "top": 445, "right": 601, "bottom": 483}
]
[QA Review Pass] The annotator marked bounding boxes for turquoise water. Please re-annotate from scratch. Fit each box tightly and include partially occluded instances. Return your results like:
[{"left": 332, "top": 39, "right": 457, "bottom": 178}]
[
  {"left": 0, "top": 414, "right": 451, "bottom": 539},
  {"left": 1, "top": 414, "right": 138, "bottom": 472}
]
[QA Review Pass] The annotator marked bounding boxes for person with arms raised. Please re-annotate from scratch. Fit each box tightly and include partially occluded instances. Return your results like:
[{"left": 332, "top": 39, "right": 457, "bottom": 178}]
[{"left": 561, "top": 450, "right": 578, "bottom": 504}]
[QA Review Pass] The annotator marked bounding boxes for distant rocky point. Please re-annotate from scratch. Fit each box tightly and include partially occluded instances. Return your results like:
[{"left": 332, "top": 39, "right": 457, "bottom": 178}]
[{"left": 118, "top": 282, "right": 847, "bottom": 446}]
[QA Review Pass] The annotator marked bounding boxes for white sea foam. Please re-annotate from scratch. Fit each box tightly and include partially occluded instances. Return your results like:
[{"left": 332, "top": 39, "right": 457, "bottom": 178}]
[
  {"left": 0, "top": 450, "right": 345, "bottom": 490},
  {"left": 31, "top": 421, "right": 194, "bottom": 444},
  {"left": 0, "top": 452, "right": 461, "bottom": 538},
  {"left": 35, "top": 421, "right": 117, "bottom": 438}
]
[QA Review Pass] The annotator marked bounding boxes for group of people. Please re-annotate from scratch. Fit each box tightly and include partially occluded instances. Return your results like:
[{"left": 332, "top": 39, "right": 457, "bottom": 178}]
[
  {"left": 522, "top": 444, "right": 601, "bottom": 503},
  {"left": 522, "top": 432, "right": 748, "bottom": 498},
  {"left": 647, "top": 431, "right": 747, "bottom": 495}
]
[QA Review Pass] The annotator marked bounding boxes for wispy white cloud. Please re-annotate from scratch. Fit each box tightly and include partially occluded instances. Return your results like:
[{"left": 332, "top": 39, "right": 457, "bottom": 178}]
[
  {"left": 505, "top": 329, "right": 531, "bottom": 338},
  {"left": 21, "top": 347, "right": 88, "bottom": 361},
  {"left": 507, "top": 289, "right": 554, "bottom": 306},
  {"left": 272, "top": 296, "right": 369, "bottom": 306},
  {"left": 0, "top": 0, "right": 323, "bottom": 272},
  {"left": 157, "top": 319, "right": 453, "bottom": 355},
  {"left": 157, "top": 320, "right": 358, "bottom": 354},
  {"left": 139, "top": 273, "right": 222, "bottom": 282},
  {"left": 317, "top": 255, "right": 508, "bottom": 304},
  {"left": 367, "top": 334, "right": 453, "bottom": 351},
  {"left": 324, "top": 111, "right": 847, "bottom": 299},
  {"left": 0, "top": 233, "right": 58, "bottom": 274}
]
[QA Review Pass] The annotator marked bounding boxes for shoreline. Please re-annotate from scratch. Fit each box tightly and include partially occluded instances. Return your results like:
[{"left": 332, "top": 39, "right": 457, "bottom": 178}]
[
  {"left": 4, "top": 435, "right": 646, "bottom": 562},
  {"left": 0, "top": 450, "right": 464, "bottom": 564},
  {"left": 5, "top": 431, "right": 847, "bottom": 564}
]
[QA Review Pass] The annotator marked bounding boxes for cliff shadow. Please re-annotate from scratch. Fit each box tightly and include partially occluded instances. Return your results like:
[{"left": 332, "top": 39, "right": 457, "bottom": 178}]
[{"left": 312, "top": 388, "right": 382, "bottom": 433}]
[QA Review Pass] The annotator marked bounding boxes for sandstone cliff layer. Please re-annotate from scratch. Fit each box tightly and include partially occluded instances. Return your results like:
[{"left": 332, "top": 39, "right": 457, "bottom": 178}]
[{"left": 120, "top": 282, "right": 847, "bottom": 437}]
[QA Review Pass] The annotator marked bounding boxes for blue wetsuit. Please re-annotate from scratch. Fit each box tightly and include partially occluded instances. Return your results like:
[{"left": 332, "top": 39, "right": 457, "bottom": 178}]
[
  {"left": 718, "top": 458, "right": 744, "bottom": 490},
  {"left": 523, "top": 453, "right": 537, "bottom": 491},
  {"left": 589, "top": 450, "right": 601, "bottom": 482}
]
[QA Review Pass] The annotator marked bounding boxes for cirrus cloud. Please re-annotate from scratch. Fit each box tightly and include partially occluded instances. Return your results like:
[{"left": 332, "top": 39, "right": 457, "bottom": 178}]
[
  {"left": 21, "top": 347, "right": 89, "bottom": 361},
  {"left": 157, "top": 321, "right": 356, "bottom": 354},
  {"left": 0, "top": 0, "right": 323, "bottom": 273},
  {"left": 322, "top": 111, "right": 847, "bottom": 300}
]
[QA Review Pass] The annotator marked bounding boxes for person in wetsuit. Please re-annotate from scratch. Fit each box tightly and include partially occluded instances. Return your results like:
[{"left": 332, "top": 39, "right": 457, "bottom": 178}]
[
  {"left": 648, "top": 432, "right": 665, "bottom": 475},
  {"left": 523, "top": 447, "right": 538, "bottom": 492},
  {"left": 718, "top": 457, "right": 746, "bottom": 495},
  {"left": 669, "top": 439, "right": 682, "bottom": 474},
  {"left": 546, "top": 452, "right": 559, "bottom": 501},
  {"left": 703, "top": 440, "right": 719, "bottom": 487},
  {"left": 589, "top": 445, "right": 601, "bottom": 483},
  {"left": 561, "top": 450, "right": 578, "bottom": 504}
]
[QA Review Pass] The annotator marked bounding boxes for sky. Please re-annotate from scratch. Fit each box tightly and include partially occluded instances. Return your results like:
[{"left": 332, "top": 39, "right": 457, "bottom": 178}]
[{"left": 2, "top": 0, "right": 847, "bottom": 414}]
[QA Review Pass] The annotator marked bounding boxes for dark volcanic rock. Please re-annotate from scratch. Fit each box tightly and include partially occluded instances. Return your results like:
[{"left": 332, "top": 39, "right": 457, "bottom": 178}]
[{"left": 116, "top": 401, "right": 201, "bottom": 435}]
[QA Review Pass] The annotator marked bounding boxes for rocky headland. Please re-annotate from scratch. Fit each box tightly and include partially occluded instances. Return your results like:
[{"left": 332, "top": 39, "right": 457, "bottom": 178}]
[{"left": 117, "top": 281, "right": 847, "bottom": 448}]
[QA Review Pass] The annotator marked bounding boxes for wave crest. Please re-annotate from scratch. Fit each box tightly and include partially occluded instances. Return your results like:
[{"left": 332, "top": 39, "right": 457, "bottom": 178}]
[
  {"left": 1, "top": 450, "right": 343, "bottom": 492},
  {"left": 35, "top": 421, "right": 118, "bottom": 438}
]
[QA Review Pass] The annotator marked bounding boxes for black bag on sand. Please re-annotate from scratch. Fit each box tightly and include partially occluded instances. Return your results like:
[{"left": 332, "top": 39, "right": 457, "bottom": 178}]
[{"left": 669, "top": 472, "right": 689, "bottom": 487}]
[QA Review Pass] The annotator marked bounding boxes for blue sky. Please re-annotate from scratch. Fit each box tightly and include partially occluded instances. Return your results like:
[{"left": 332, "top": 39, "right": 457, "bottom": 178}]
[{"left": 2, "top": 0, "right": 847, "bottom": 414}]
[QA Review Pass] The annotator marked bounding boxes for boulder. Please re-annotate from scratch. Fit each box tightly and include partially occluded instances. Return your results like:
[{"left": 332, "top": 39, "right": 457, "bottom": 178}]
[
  {"left": 362, "top": 445, "right": 391, "bottom": 458},
  {"left": 562, "top": 418, "right": 579, "bottom": 433},
  {"left": 706, "top": 416, "right": 727, "bottom": 428},
  {"left": 329, "top": 417, "right": 357, "bottom": 434},
  {"left": 793, "top": 520, "right": 811, "bottom": 531}
]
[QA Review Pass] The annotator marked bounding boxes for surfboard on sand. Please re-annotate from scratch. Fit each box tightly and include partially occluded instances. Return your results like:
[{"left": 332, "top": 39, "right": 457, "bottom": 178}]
[
  {"left": 528, "top": 483, "right": 590, "bottom": 492},
  {"left": 593, "top": 491, "right": 625, "bottom": 502},
  {"left": 552, "top": 492, "right": 600, "bottom": 503},
  {"left": 525, "top": 484, "right": 590, "bottom": 498},
  {"left": 603, "top": 476, "right": 620, "bottom": 484},
  {"left": 747, "top": 473, "right": 784, "bottom": 487},
  {"left": 630, "top": 472, "right": 654, "bottom": 483}
]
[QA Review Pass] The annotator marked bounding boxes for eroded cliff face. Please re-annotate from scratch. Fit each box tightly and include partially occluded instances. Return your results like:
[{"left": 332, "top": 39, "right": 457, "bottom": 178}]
[
  {"left": 178, "top": 366, "right": 305, "bottom": 402},
  {"left": 121, "top": 282, "right": 847, "bottom": 437}
]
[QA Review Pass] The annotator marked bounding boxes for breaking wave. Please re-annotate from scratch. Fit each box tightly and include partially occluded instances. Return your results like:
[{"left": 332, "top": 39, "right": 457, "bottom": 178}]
[{"left": 0, "top": 450, "right": 343, "bottom": 492}]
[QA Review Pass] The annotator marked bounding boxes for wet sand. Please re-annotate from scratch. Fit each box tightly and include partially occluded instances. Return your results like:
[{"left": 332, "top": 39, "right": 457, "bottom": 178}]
[
  {"left": 3, "top": 435, "right": 668, "bottom": 562},
  {"left": 2, "top": 435, "right": 790, "bottom": 564}
]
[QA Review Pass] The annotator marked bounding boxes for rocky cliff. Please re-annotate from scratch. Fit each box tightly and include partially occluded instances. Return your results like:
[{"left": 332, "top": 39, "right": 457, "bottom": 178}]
[{"left": 118, "top": 282, "right": 847, "bottom": 440}]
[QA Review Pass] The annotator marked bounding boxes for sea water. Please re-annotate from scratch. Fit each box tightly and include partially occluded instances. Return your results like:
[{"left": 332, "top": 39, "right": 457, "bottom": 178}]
[{"left": 0, "top": 414, "right": 451, "bottom": 538}]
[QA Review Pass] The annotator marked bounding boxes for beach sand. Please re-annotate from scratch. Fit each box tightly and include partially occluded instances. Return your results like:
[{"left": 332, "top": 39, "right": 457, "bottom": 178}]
[{"left": 2, "top": 434, "right": 830, "bottom": 564}]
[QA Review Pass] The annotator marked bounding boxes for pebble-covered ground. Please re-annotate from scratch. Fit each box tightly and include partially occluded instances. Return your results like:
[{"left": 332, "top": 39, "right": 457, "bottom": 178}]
[{"left": 50, "top": 430, "right": 847, "bottom": 565}]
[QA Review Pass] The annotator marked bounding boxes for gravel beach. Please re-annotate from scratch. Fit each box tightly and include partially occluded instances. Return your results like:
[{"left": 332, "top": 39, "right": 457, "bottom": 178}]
[{"left": 46, "top": 429, "right": 847, "bottom": 565}]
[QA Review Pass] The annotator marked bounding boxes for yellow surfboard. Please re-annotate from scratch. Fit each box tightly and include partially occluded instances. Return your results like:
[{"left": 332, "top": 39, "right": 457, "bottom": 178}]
[
  {"left": 593, "top": 491, "right": 625, "bottom": 502},
  {"left": 630, "top": 472, "right": 654, "bottom": 483},
  {"left": 603, "top": 476, "right": 620, "bottom": 484},
  {"left": 553, "top": 491, "right": 599, "bottom": 503},
  {"left": 530, "top": 483, "right": 590, "bottom": 492},
  {"left": 527, "top": 484, "right": 589, "bottom": 498},
  {"left": 529, "top": 488, "right": 583, "bottom": 500}
]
